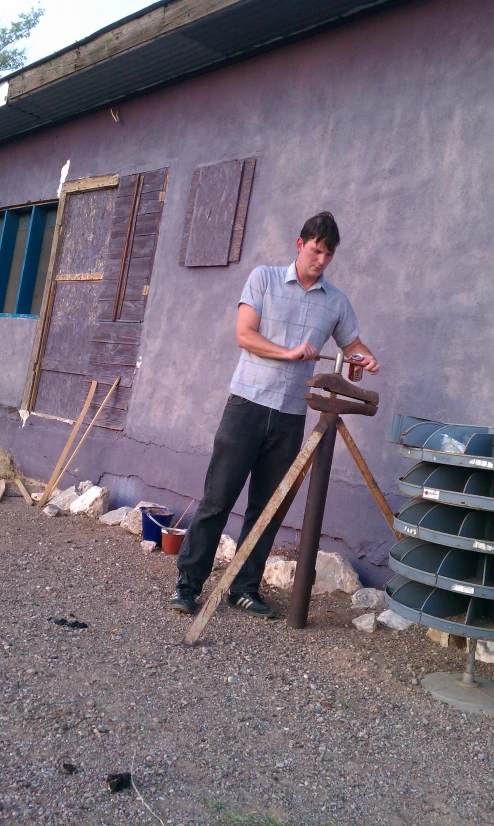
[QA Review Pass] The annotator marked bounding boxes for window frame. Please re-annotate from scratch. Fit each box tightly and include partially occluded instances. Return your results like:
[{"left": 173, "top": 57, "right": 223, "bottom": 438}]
[{"left": 0, "top": 200, "right": 58, "bottom": 318}]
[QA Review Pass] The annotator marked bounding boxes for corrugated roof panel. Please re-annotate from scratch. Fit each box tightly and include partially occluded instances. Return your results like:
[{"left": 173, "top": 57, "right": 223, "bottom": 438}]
[
  {"left": 0, "top": 106, "right": 41, "bottom": 141},
  {"left": 185, "top": 0, "right": 368, "bottom": 54}
]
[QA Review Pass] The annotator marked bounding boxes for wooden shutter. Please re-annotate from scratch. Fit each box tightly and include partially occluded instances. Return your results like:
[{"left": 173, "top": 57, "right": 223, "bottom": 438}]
[
  {"left": 179, "top": 158, "right": 255, "bottom": 266},
  {"left": 84, "top": 167, "right": 168, "bottom": 430}
]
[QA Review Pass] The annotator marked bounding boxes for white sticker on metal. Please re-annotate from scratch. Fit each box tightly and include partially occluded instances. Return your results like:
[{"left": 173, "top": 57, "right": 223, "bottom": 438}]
[
  {"left": 473, "top": 540, "right": 494, "bottom": 552},
  {"left": 451, "top": 584, "right": 475, "bottom": 595},
  {"left": 423, "top": 488, "right": 440, "bottom": 500},
  {"left": 469, "top": 458, "right": 494, "bottom": 469},
  {"left": 403, "top": 525, "right": 418, "bottom": 536}
]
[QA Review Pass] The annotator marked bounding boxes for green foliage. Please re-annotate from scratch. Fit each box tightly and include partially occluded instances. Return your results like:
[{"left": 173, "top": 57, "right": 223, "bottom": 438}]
[{"left": 0, "top": 6, "right": 44, "bottom": 72}]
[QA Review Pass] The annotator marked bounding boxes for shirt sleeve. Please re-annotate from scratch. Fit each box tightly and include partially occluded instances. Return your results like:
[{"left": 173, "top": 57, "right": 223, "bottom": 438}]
[
  {"left": 332, "top": 294, "right": 360, "bottom": 349},
  {"left": 237, "top": 266, "right": 268, "bottom": 316}
]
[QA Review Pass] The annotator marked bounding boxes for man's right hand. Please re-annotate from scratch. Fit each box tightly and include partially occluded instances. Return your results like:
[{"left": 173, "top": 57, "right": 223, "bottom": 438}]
[{"left": 288, "top": 341, "right": 318, "bottom": 361}]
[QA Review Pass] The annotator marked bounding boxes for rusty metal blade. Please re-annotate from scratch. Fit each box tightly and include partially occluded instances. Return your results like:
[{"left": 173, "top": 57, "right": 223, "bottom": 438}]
[{"left": 184, "top": 418, "right": 329, "bottom": 646}]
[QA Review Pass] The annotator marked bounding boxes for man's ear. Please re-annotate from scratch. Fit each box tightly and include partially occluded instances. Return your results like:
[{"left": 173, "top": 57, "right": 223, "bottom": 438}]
[{"left": 296, "top": 237, "right": 304, "bottom": 253}]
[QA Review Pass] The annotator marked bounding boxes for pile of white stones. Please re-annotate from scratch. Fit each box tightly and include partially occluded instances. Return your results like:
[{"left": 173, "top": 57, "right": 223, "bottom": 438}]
[{"left": 35, "top": 485, "right": 412, "bottom": 633}]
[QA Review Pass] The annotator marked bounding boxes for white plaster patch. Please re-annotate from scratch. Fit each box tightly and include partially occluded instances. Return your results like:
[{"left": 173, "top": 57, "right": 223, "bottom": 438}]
[
  {"left": 18, "top": 409, "right": 30, "bottom": 427},
  {"left": 0, "top": 81, "right": 9, "bottom": 107},
  {"left": 136, "top": 357, "right": 142, "bottom": 368},
  {"left": 57, "top": 160, "right": 71, "bottom": 196}
]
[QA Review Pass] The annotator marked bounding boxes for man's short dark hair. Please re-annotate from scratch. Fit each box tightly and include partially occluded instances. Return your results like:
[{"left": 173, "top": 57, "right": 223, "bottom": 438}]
[{"left": 300, "top": 212, "right": 340, "bottom": 252}]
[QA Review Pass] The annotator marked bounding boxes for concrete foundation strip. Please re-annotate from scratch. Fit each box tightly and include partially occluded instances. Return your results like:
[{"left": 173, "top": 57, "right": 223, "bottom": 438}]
[
  {"left": 0, "top": 479, "right": 6, "bottom": 502},
  {"left": 38, "top": 380, "right": 98, "bottom": 508},
  {"left": 184, "top": 417, "right": 329, "bottom": 646}
]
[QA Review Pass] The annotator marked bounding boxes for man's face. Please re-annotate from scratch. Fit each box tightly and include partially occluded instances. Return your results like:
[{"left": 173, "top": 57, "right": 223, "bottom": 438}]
[{"left": 295, "top": 237, "right": 335, "bottom": 281}]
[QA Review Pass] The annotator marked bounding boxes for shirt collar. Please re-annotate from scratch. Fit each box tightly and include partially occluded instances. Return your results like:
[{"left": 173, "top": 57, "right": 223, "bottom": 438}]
[{"left": 285, "top": 261, "right": 328, "bottom": 293}]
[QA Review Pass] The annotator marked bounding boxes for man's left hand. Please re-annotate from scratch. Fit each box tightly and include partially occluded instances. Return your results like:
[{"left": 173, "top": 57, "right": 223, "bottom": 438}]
[
  {"left": 359, "top": 353, "right": 379, "bottom": 374},
  {"left": 342, "top": 338, "right": 379, "bottom": 375}
]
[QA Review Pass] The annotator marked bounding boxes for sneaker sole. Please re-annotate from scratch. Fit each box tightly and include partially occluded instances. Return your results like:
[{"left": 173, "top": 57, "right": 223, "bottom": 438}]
[
  {"left": 227, "top": 601, "right": 277, "bottom": 620},
  {"left": 169, "top": 601, "right": 195, "bottom": 615}
]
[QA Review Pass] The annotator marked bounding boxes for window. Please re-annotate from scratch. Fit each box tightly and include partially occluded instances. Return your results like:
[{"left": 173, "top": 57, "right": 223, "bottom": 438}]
[{"left": 0, "top": 202, "right": 58, "bottom": 317}]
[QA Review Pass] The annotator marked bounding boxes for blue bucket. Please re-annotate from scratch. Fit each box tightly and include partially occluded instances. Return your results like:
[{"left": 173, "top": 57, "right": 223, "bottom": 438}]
[{"left": 140, "top": 507, "right": 174, "bottom": 547}]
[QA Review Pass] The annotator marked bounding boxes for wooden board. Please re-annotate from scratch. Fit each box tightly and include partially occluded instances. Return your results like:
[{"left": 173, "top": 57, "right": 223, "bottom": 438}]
[
  {"left": 38, "top": 379, "right": 97, "bottom": 508},
  {"left": 229, "top": 158, "right": 256, "bottom": 263},
  {"left": 56, "top": 189, "right": 117, "bottom": 275},
  {"left": 22, "top": 175, "right": 119, "bottom": 413},
  {"left": 185, "top": 160, "right": 243, "bottom": 267},
  {"left": 180, "top": 159, "right": 255, "bottom": 266},
  {"left": 34, "top": 281, "right": 101, "bottom": 420}
]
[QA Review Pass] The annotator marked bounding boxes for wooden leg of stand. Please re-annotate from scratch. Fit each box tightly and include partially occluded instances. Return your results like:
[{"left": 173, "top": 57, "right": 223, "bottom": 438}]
[{"left": 336, "top": 418, "right": 402, "bottom": 540}]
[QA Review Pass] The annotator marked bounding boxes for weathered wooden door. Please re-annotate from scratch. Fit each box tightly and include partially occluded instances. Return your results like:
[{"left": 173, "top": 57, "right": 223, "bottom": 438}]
[
  {"left": 28, "top": 168, "right": 168, "bottom": 429},
  {"left": 31, "top": 179, "right": 118, "bottom": 420}
]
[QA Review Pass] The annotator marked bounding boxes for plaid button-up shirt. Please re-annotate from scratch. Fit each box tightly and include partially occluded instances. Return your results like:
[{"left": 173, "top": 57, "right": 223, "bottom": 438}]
[{"left": 230, "top": 262, "right": 359, "bottom": 415}]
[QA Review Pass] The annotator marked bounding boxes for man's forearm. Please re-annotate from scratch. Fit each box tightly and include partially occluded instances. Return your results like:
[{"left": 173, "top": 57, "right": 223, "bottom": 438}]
[{"left": 237, "top": 327, "right": 293, "bottom": 360}]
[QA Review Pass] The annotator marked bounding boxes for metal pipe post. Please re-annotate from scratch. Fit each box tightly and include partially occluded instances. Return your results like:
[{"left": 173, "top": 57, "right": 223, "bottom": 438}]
[
  {"left": 459, "top": 638, "right": 478, "bottom": 687},
  {"left": 287, "top": 413, "right": 339, "bottom": 629}
]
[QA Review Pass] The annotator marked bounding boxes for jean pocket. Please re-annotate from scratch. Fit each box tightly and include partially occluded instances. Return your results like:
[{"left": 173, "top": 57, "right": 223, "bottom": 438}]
[{"left": 227, "top": 394, "right": 249, "bottom": 406}]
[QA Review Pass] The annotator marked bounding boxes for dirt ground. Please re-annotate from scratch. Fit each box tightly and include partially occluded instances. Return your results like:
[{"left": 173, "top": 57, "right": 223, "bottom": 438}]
[{"left": 1, "top": 491, "right": 494, "bottom": 826}]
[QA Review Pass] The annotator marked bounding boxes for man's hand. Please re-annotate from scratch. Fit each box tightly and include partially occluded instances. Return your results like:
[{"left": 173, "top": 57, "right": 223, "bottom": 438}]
[
  {"left": 287, "top": 341, "right": 318, "bottom": 361},
  {"left": 342, "top": 337, "right": 379, "bottom": 375}
]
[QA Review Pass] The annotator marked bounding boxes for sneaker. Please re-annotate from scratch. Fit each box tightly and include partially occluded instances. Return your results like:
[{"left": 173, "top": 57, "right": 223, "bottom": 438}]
[
  {"left": 227, "top": 590, "right": 278, "bottom": 619},
  {"left": 169, "top": 585, "right": 197, "bottom": 615}
]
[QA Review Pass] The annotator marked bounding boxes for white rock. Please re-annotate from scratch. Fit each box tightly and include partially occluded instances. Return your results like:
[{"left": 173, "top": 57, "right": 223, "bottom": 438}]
[
  {"left": 351, "top": 588, "right": 387, "bottom": 610},
  {"left": 120, "top": 501, "right": 164, "bottom": 535},
  {"left": 352, "top": 613, "right": 377, "bottom": 633},
  {"left": 99, "top": 506, "right": 132, "bottom": 526},
  {"left": 213, "top": 534, "right": 236, "bottom": 568},
  {"left": 312, "top": 551, "right": 362, "bottom": 595},
  {"left": 475, "top": 641, "right": 494, "bottom": 664},
  {"left": 263, "top": 556, "right": 297, "bottom": 589},
  {"left": 426, "top": 628, "right": 451, "bottom": 648},
  {"left": 70, "top": 486, "right": 109, "bottom": 518},
  {"left": 141, "top": 540, "right": 158, "bottom": 553},
  {"left": 42, "top": 504, "right": 60, "bottom": 517},
  {"left": 48, "top": 486, "right": 79, "bottom": 511},
  {"left": 77, "top": 480, "right": 93, "bottom": 494},
  {"left": 377, "top": 609, "right": 414, "bottom": 631}
]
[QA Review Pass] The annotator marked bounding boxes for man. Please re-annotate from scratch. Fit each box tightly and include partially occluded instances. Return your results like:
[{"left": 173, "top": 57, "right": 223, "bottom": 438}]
[{"left": 170, "top": 212, "right": 378, "bottom": 618}]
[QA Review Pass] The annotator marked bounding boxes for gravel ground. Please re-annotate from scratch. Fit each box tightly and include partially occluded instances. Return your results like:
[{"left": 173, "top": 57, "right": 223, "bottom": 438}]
[{"left": 1, "top": 492, "right": 494, "bottom": 826}]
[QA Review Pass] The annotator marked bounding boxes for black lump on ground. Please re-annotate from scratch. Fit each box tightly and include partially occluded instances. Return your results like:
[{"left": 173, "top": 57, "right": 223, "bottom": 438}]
[
  {"left": 107, "top": 772, "right": 132, "bottom": 793},
  {"left": 48, "top": 614, "right": 88, "bottom": 629}
]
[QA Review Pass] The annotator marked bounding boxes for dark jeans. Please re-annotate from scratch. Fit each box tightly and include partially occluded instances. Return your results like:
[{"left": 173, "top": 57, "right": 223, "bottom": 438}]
[{"left": 177, "top": 395, "right": 306, "bottom": 594}]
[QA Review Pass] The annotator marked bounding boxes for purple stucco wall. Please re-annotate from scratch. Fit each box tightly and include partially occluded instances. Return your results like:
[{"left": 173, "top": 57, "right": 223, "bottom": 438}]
[{"left": 0, "top": 0, "right": 492, "bottom": 585}]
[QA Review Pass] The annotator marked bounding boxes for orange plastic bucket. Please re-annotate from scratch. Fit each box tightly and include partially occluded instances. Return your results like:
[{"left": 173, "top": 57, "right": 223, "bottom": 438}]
[{"left": 161, "top": 527, "right": 186, "bottom": 555}]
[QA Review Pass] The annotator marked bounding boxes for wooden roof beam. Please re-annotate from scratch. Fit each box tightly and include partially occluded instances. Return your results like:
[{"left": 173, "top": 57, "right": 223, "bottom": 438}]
[{"left": 8, "top": 0, "right": 241, "bottom": 100}]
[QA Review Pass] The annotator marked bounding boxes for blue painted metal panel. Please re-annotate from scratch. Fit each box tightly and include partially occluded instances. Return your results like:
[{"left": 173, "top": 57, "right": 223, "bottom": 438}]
[
  {"left": 16, "top": 206, "right": 46, "bottom": 314},
  {"left": 0, "top": 211, "right": 19, "bottom": 311},
  {"left": 0, "top": 313, "right": 39, "bottom": 319}
]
